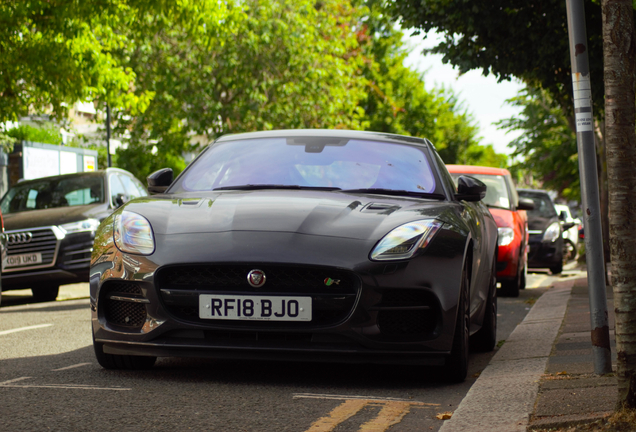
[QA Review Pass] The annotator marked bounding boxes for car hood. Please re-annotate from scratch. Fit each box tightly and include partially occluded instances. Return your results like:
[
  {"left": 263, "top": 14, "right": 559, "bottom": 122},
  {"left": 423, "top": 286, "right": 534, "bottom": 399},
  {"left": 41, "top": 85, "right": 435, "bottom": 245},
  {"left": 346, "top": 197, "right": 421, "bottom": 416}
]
[
  {"left": 526, "top": 213, "right": 558, "bottom": 232},
  {"left": 3, "top": 204, "right": 105, "bottom": 231},
  {"left": 488, "top": 208, "right": 514, "bottom": 228},
  {"left": 123, "top": 190, "right": 458, "bottom": 241}
]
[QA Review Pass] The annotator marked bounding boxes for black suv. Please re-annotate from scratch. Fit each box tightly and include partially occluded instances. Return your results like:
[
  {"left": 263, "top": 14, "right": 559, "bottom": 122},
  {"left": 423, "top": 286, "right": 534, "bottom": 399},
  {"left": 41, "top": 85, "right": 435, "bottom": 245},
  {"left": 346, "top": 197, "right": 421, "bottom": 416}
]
[
  {"left": 517, "top": 189, "right": 565, "bottom": 274},
  {"left": 1, "top": 168, "right": 147, "bottom": 302}
]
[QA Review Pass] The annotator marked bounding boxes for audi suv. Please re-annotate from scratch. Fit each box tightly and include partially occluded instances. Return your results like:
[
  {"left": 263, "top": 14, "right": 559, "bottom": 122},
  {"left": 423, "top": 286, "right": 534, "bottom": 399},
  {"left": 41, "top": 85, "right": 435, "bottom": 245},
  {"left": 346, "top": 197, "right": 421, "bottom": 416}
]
[{"left": 0, "top": 169, "right": 147, "bottom": 302}]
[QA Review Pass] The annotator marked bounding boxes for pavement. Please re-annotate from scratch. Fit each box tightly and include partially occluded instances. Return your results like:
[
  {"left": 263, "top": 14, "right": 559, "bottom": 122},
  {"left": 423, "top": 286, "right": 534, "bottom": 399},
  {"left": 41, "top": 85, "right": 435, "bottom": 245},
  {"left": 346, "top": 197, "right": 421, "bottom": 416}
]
[{"left": 440, "top": 266, "right": 618, "bottom": 432}]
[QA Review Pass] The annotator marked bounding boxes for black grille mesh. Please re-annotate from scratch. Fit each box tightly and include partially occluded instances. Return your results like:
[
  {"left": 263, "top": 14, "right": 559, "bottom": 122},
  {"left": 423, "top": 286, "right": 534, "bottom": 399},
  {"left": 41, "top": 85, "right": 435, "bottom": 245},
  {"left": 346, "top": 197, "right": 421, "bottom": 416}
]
[
  {"left": 376, "top": 289, "right": 438, "bottom": 336},
  {"left": 156, "top": 264, "right": 359, "bottom": 328},
  {"left": 156, "top": 264, "right": 356, "bottom": 294},
  {"left": 102, "top": 282, "right": 146, "bottom": 329}
]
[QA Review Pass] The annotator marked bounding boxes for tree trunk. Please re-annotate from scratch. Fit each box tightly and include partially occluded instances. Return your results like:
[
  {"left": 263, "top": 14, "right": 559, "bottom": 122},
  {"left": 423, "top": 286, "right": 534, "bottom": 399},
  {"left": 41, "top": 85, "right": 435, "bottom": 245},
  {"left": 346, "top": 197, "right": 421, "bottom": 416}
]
[{"left": 601, "top": 0, "right": 636, "bottom": 409}]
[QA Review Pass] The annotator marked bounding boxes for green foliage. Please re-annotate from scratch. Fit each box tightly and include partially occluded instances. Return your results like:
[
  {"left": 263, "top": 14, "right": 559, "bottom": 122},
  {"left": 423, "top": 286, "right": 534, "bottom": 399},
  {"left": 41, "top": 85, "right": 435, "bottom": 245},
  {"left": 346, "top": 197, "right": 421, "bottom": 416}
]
[
  {"left": 113, "top": 0, "right": 370, "bottom": 180},
  {"left": 355, "top": 0, "right": 505, "bottom": 166},
  {"left": 497, "top": 87, "right": 580, "bottom": 201},
  {"left": 5, "top": 124, "right": 62, "bottom": 145},
  {"left": 388, "top": 0, "right": 610, "bottom": 120},
  {"left": 0, "top": 1, "right": 218, "bottom": 122}
]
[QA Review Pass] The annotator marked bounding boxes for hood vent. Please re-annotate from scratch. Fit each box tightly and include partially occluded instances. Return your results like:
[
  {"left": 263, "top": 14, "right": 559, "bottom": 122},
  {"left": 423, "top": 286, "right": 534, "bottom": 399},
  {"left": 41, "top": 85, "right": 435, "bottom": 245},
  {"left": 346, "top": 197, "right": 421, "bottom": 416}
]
[{"left": 361, "top": 203, "right": 401, "bottom": 213}]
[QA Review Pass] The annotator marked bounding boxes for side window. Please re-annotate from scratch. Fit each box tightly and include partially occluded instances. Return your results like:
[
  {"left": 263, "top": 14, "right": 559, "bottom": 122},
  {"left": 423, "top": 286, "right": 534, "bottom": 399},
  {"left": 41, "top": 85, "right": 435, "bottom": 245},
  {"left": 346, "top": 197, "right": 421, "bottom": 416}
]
[
  {"left": 119, "top": 174, "right": 147, "bottom": 199},
  {"left": 109, "top": 175, "right": 127, "bottom": 207}
]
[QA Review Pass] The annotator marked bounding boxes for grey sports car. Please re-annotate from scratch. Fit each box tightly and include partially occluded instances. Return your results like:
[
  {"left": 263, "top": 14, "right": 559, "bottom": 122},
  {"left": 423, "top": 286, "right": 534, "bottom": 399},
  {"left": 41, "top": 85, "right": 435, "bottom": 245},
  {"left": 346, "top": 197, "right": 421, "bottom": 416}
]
[{"left": 90, "top": 129, "right": 498, "bottom": 382}]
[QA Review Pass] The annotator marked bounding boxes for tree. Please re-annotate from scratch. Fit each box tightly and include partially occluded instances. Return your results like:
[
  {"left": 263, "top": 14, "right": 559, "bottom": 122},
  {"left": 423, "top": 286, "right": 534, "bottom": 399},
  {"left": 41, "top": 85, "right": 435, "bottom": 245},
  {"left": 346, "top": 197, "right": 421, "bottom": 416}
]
[
  {"left": 0, "top": 0, "right": 170, "bottom": 122},
  {"left": 344, "top": 0, "right": 505, "bottom": 166},
  {"left": 601, "top": 0, "right": 636, "bottom": 409},
  {"left": 114, "top": 0, "right": 369, "bottom": 180},
  {"left": 497, "top": 87, "right": 580, "bottom": 201},
  {"left": 386, "top": 0, "right": 614, "bottom": 258}
]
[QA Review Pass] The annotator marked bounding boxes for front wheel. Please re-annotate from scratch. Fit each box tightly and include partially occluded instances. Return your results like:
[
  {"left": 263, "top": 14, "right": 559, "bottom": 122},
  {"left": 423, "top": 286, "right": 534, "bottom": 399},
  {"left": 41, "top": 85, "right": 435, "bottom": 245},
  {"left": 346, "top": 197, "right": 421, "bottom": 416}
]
[
  {"left": 443, "top": 266, "right": 470, "bottom": 383},
  {"left": 32, "top": 285, "right": 60, "bottom": 303},
  {"left": 93, "top": 333, "right": 156, "bottom": 370},
  {"left": 550, "top": 262, "right": 563, "bottom": 275}
]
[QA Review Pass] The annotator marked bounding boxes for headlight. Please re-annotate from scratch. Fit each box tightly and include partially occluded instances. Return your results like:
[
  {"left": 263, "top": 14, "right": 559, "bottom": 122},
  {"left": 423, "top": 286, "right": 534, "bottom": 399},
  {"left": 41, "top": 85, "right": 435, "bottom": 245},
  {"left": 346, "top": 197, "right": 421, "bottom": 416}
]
[
  {"left": 543, "top": 222, "right": 561, "bottom": 242},
  {"left": 114, "top": 211, "right": 155, "bottom": 255},
  {"left": 497, "top": 227, "right": 515, "bottom": 246},
  {"left": 59, "top": 219, "right": 101, "bottom": 234},
  {"left": 370, "top": 220, "right": 443, "bottom": 261}
]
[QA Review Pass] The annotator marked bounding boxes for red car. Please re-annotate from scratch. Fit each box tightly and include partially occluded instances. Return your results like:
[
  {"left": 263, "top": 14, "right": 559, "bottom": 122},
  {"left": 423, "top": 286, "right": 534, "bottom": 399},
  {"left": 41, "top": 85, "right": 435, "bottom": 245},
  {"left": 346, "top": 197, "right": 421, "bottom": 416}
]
[{"left": 447, "top": 165, "right": 534, "bottom": 297}]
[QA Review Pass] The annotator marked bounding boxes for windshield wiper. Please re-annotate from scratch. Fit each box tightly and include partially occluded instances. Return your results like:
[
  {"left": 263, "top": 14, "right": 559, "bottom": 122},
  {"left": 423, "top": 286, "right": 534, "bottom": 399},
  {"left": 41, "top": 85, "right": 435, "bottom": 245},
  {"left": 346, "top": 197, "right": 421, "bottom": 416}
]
[
  {"left": 213, "top": 184, "right": 342, "bottom": 191},
  {"left": 340, "top": 188, "right": 446, "bottom": 200}
]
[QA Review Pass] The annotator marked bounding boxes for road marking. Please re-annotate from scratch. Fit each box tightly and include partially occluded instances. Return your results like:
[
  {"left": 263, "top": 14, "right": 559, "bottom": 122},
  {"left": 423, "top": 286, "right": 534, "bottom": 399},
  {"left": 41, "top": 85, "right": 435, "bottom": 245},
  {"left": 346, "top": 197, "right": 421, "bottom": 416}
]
[
  {"left": 0, "top": 383, "right": 131, "bottom": 391},
  {"left": 359, "top": 401, "right": 411, "bottom": 432},
  {"left": 0, "top": 377, "right": 31, "bottom": 385},
  {"left": 305, "top": 399, "right": 367, "bottom": 432},
  {"left": 0, "top": 376, "right": 130, "bottom": 391},
  {"left": 298, "top": 394, "right": 439, "bottom": 432},
  {"left": 52, "top": 363, "right": 91, "bottom": 371},
  {"left": 0, "top": 323, "right": 52, "bottom": 336}
]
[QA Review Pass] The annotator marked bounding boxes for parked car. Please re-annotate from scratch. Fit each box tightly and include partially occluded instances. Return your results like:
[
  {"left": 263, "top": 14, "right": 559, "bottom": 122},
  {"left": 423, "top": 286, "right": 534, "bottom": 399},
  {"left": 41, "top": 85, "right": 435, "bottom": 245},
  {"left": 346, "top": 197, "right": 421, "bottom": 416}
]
[
  {"left": 554, "top": 204, "right": 580, "bottom": 262},
  {"left": 0, "top": 168, "right": 147, "bottom": 302},
  {"left": 0, "top": 210, "right": 6, "bottom": 306},
  {"left": 447, "top": 166, "right": 534, "bottom": 297},
  {"left": 517, "top": 189, "right": 566, "bottom": 274},
  {"left": 90, "top": 129, "right": 499, "bottom": 382}
]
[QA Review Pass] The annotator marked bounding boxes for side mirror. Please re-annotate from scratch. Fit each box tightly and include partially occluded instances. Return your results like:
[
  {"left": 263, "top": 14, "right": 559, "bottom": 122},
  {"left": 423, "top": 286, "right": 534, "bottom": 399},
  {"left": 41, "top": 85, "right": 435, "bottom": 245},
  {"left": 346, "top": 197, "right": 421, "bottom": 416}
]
[
  {"left": 517, "top": 197, "right": 535, "bottom": 211},
  {"left": 147, "top": 168, "right": 173, "bottom": 194},
  {"left": 455, "top": 175, "right": 487, "bottom": 202},
  {"left": 114, "top": 193, "right": 128, "bottom": 208}
]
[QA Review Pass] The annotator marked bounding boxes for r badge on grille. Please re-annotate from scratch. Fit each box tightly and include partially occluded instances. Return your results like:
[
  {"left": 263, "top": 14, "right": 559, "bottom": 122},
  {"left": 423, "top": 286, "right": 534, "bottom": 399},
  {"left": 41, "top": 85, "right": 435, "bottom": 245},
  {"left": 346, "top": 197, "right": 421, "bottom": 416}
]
[
  {"left": 247, "top": 269, "right": 266, "bottom": 288},
  {"left": 324, "top": 278, "right": 340, "bottom": 286}
]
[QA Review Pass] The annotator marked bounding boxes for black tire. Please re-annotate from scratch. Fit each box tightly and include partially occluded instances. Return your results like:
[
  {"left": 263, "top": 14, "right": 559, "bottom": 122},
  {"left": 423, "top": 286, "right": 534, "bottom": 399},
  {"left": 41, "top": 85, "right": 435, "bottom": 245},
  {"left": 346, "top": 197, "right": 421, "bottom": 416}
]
[
  {"left": 499, "top": 264, "right": 521, "bottom": 298},
  {"left": 93, "top": 333, "right": 156, "bottom": 370},
  {"left": 31, "top": 285, "right": 60, "bottom": 303},
  {"left": 519, "top": 263, "right": 527, "bottom": 290},
  {"left": 471, "top": 258, "right": 497, "bottom": 352},
  {"left": 444, "top": 266, "right": 470, "bottom": 383},
  {"left": 550, "top": 263, "right": 563, "bottom": 275}
]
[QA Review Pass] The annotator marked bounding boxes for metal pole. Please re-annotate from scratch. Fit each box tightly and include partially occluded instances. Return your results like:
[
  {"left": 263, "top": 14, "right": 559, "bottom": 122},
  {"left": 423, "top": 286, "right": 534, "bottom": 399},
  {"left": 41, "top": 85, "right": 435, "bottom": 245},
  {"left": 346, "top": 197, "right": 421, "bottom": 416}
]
[
  {"left": 106, "top": 104, "right": 112, "bottom": 168},
  {"left": 565, "top": 0, "right": 612, "bottom": 374}
]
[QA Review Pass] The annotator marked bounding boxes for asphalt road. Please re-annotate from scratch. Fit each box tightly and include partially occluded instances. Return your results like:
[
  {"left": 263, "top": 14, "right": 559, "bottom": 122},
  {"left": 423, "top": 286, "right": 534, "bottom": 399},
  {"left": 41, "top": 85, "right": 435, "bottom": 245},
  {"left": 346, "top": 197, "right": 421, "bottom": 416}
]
[{"left": 0, "top": 265, "right": 585, "bottom": 431}]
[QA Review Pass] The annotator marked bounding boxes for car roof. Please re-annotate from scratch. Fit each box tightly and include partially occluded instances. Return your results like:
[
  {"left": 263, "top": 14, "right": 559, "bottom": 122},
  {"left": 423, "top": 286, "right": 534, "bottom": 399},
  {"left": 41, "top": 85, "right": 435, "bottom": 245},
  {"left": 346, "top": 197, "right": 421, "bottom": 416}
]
[
  {"left": 14, "top": 168, "right": 130, "bottom": 187},
  {"left": 517, "top": 188, "right": 551, "bottom": 196},
  {"left": 215, "top": 129, "right": 432, "bottom": 147},
  {"left": 446, "top": 165, "right": 511, "bottom": 176}
]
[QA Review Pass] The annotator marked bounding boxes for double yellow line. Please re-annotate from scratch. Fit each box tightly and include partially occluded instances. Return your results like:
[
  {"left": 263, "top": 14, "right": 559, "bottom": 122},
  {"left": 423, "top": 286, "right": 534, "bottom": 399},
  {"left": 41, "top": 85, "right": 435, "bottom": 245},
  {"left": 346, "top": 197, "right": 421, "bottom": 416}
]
[{"left": 295, "top": 394, "right": 440, "bottom": 432}]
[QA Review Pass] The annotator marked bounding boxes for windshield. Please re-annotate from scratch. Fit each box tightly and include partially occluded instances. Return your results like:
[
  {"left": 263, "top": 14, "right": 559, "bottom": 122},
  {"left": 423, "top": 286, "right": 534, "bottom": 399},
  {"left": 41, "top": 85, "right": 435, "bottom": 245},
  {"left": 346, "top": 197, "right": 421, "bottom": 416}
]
[
  {"left": 1, "top": 175, "right": 105, "bottom": 214},
  {"left": 519, "top": 192, "right": 557, "bottom": 218},
  {"left": 450, "top": 173, "right": 511, "bottom": 209},
  {"left": 172, "top": 138, "right": 437, "bottom": 194}
]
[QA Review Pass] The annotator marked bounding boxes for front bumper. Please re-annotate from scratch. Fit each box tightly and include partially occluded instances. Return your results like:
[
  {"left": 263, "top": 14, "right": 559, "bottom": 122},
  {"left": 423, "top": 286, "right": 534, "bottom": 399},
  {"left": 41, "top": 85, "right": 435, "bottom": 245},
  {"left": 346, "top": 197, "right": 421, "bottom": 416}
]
[
  {"left": 90, "top": 228, "right": 467, "bottom": 364},
  {"left": 2, "top": 231, "right": 94, "bottom": 290}
]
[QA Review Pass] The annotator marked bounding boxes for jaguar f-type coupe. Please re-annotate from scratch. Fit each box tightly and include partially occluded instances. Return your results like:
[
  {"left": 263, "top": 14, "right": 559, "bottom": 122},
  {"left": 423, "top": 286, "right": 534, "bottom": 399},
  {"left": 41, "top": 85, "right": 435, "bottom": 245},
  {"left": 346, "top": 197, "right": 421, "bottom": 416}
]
[{"left": 90, "top": 129, "right": 498, "bottom": 382}]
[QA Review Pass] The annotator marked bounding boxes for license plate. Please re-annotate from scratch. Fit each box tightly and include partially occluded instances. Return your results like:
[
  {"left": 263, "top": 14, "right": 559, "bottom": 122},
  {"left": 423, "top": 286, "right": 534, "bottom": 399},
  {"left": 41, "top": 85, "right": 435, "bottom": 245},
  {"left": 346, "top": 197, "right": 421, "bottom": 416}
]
[
  {"left": 199, "top": 294, "right": 312, "bottom": 321},
  {"left": 5, "top": 252, "right": 43, "bottom": 268}
]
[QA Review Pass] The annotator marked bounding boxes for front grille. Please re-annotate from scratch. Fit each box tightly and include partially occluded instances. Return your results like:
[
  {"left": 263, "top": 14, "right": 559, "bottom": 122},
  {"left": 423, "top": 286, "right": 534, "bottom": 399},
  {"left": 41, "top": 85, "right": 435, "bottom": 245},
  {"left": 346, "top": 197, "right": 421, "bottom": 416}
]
[
  {"left": 376, "top": 289, "right": 439, "bottom": 337},
  {"left": 155, "top": 264, "right": 359, "bottom": 328},
  {"left": 101, "top": 282, "right": 147, "bottom": 329},
  {"left": 4, "top": 227, "right": 59, "bottom": 272},
  {"left": 158, "top": 265, "right": 357, "bottom": 293}
]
